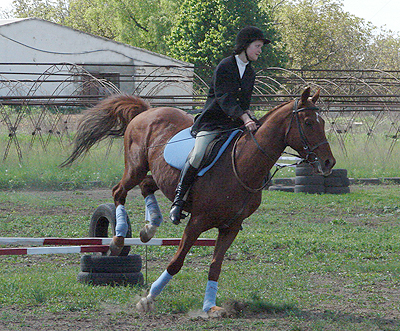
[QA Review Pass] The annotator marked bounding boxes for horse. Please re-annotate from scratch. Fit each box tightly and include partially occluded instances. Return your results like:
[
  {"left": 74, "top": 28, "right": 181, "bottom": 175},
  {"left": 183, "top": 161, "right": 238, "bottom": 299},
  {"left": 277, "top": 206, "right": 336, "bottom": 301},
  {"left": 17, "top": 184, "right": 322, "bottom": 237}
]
[{"left": 62, "top": 87, "right": 335, "bottom": 317}]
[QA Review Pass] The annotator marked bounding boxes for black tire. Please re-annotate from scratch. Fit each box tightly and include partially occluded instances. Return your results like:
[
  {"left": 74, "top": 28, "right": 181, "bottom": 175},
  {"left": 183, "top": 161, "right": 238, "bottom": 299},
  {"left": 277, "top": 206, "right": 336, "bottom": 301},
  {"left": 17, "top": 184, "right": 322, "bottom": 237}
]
[
  {"left": 295, "top": 163, "right": 315, "bottom": 176},
  {"left": 325, "top": 186, "right": 350, "bottom": 194},
  {"left": 77, "top": 271, "right": 144, "bottom": 286},
  {"left": 324, "top": 176, "right": 350, "bottom": 187},
  {"left": 294, "top": 185, "right": 325, "bottom": 194},
  {"left": 268, "top": 185, "right": 295, "bottom": 192},
  {"left": 328, "top": 169, "right": 348, "bottom": 178},
  {"left": 80, "top": 254, "right": 142, "bottom": 273},
  {"left": 89, "top": 203, "right": 132, "bottom": 256},
  {"left": 295, "top": 175, "right": 324, "bottom": 186}
]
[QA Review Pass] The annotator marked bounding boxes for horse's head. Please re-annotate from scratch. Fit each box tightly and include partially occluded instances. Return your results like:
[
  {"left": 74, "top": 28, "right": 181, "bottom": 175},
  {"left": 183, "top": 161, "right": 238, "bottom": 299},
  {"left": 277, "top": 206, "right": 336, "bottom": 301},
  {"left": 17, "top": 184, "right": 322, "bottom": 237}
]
[{"left": 284, "top": 87, "right": 335, "bottom": 176}]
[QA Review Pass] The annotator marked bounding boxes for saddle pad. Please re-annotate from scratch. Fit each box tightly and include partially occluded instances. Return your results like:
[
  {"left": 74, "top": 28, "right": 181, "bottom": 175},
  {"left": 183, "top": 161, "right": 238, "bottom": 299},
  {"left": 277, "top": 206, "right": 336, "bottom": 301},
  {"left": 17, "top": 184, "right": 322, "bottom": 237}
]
[
  {"left": 163, "top": 128, "right": 194, "bottom": 170},
  {"left": 163, "top": 127, "right": 241, "bottom": 176}
]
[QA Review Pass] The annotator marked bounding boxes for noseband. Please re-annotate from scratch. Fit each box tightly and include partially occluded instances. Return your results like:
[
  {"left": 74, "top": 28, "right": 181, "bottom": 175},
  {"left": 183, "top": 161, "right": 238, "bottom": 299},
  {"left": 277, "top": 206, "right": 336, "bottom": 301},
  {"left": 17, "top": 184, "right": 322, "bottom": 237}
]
[{"left": 285, "top": 99, "right": 329, "bottom": 165}]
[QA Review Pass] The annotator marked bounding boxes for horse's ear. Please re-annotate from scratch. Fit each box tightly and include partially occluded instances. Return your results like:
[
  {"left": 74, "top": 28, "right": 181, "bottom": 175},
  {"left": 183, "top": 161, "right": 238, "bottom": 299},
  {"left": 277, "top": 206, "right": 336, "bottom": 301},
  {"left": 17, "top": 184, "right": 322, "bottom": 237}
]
[
  {"left": 301, "top": 87, "right": 311, "bottom": 104},
  {"left": 311, "top": 89, "right": 320, "bottom": 104}
]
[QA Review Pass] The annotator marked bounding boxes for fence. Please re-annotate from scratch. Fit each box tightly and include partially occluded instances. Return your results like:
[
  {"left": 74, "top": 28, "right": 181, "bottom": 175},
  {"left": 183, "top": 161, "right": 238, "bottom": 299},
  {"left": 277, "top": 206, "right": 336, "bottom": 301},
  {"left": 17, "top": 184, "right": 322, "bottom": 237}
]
[{"left": 1, "top": 63, "right": 400, "bottom": 162}]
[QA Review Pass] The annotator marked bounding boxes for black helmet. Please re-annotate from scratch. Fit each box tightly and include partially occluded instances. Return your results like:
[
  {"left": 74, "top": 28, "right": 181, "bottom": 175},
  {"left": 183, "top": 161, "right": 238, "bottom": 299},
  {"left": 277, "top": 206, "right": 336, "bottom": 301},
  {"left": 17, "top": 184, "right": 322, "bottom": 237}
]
[{"left": 234, "top": 26, "right": 270, "bottom": 54}]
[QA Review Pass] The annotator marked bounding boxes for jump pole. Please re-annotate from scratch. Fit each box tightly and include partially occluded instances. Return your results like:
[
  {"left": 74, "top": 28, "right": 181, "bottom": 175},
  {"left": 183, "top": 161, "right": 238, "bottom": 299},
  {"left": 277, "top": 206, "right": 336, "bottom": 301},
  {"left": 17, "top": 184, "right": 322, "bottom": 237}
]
[{"left": 0, "top": 237, "right": 216, "bottom": 256}]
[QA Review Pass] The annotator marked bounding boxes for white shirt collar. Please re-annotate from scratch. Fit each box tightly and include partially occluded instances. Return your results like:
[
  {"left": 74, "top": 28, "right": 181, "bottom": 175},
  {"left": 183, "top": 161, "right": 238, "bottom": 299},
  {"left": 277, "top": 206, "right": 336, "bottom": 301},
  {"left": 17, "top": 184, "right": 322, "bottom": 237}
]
[{"left": 235, "top": 55, "right": 248, "bottom": 78}]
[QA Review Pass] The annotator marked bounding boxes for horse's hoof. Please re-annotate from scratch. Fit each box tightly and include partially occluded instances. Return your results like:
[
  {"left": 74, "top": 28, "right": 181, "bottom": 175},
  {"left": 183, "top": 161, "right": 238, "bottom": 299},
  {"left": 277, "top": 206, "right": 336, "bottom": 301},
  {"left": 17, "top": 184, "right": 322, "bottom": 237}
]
[
  {"left": 207, "top": 306, "right": 227, "bottom": 318},
  {"left": 106, "top": 236, "right": 124, "bottom": 256},
  {"left": 136, "top": 295, "right": 155, "bottom": 313},
  {"left": 139, "top": 224, "right": 158, "bottom": 243}
]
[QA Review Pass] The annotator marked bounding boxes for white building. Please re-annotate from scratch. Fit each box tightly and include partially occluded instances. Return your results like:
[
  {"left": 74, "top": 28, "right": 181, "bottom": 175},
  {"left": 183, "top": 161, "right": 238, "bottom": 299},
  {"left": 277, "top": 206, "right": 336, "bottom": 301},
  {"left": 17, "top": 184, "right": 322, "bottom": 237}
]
[{"left": 0, "top": 17, "right": 194, "bottom": 102}]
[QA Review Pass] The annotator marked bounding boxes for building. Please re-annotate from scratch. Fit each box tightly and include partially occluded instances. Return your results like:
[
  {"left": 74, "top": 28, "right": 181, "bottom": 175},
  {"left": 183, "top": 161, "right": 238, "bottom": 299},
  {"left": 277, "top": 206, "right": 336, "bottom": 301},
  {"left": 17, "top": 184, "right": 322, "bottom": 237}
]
[{"left": 0, "top": 17, "right": 194, "bottom": 103}]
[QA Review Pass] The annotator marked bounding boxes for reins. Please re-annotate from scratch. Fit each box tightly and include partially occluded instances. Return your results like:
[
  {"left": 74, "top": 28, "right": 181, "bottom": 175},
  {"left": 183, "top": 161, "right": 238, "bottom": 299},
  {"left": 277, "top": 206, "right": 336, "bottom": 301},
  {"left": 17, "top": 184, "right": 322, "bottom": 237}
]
[{"left": 231, "top": 130, "right": 275, "bottom": 193}]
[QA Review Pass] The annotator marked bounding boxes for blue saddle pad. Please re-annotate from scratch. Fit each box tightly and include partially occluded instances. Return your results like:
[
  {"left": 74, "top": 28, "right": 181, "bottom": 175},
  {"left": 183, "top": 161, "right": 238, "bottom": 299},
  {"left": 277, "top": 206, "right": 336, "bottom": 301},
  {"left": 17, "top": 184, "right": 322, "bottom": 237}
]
[{"left": 163, "top": 127, "right": 241, "bottom": 176}]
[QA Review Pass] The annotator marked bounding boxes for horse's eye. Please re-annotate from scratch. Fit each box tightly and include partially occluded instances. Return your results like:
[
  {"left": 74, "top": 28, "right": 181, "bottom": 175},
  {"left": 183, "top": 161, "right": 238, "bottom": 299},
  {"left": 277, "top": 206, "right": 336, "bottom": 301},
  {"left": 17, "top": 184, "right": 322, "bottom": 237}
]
[{"left": 305, "top": 119, "right": 313, "bottom": 127}]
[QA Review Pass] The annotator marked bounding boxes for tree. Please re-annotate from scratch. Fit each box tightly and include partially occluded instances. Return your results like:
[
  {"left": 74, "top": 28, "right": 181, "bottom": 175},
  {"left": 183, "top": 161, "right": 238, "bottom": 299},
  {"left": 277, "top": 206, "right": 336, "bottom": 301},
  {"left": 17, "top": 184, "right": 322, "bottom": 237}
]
[
  {"left": 66, "top": 0, "right": 178, "bottom": 55},
  {"left": 274, "top": 0, "right": 375, "bottom": 70},
  {"left": 363, "top": 31, "right": 400, "bottom": 70},
  {"left": 10, "top": 0, "right": 70, "bottom": 24},
  {"left": 167, "top": 0, "right": 287, "bottom": 79}
]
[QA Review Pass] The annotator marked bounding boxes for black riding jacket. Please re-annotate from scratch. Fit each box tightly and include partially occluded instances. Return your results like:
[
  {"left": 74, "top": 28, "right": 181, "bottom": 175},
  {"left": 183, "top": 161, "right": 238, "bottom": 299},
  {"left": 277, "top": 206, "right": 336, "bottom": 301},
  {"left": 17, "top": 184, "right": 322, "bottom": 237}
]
[{"left": 191, "top": 55, "right": 255, "bottom": 136}]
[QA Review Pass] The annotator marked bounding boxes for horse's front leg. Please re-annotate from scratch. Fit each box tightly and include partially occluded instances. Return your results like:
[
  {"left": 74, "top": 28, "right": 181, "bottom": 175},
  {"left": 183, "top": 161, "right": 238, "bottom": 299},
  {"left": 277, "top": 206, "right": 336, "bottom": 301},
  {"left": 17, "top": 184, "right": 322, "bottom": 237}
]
[
  {"left": 136, "top": 220, "right": 204, "bottom": 312},
  {"left": 204, "top": 226, "right": 241, "bottom": 318}
]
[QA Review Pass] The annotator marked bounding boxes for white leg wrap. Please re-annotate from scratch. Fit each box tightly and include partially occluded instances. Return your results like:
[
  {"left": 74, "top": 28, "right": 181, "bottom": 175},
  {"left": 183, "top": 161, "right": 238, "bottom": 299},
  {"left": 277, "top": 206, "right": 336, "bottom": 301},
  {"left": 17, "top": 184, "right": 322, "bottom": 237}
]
[
  {"left": 145, "top": 194, "right": 163, "bottom": 226},
  {"left": 203, "top": 280, "right": 218, "bottom": 312},
  {"left": 115, "top": 205, "right": 128, "bottom": 237},
  {"left": 149, "top": 270, "right": 173, "bottom": 298}
]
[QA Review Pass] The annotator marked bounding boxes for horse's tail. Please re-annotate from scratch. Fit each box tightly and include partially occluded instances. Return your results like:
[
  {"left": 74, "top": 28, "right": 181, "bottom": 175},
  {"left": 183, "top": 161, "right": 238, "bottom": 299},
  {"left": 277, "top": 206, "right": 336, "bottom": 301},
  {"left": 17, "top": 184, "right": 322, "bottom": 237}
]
[{"left": 60, "top": 94, "right": 150, "bottom": 167}]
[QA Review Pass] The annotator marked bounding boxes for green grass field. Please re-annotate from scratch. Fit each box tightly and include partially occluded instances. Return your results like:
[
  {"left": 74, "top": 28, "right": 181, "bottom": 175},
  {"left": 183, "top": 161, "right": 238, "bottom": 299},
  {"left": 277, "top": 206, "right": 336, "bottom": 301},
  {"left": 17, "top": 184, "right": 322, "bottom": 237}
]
[
  {"left": 0, "top": 186, "right": 399, "bottom": 330},
  {"left": 0, "top": 128, "right": 399, "bottom": 190}
]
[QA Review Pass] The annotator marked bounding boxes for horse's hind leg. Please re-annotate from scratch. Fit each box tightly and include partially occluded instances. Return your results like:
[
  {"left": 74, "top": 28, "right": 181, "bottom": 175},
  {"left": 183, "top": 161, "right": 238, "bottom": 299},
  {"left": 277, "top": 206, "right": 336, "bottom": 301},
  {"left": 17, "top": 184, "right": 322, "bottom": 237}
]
[
  {"left": 139, "top": 175, "right": 163, "bottom": 243},
  {"left": 108, "top": 159, "right": 148, "bottom": 255}
]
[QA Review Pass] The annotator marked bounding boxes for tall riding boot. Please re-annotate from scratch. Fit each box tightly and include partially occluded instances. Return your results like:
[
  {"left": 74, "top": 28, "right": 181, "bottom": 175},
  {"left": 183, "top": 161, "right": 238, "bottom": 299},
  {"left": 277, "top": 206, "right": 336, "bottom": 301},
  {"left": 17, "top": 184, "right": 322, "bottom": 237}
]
[{"left": 170, "top": 161, "right": 198, "bottom": 225}]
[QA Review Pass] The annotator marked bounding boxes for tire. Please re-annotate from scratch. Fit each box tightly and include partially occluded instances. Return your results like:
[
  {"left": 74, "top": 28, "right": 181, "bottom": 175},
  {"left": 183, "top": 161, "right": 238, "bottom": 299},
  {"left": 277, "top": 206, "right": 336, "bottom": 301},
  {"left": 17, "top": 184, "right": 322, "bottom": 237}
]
[
  {"left": 80, "top": 255, "right": 142, "bottom": 273},
  {"left": 324, "top": 176, "right": 350, "bottom": 187},
  {"left": 294, "top": 185, "right": 325, "bottom": 194},
  {"left": 89, "top": 203, "right": 132, "bottom": 256},
  {"left": 328, "top": 169, "right": 348, "bottom": 178},
  {"left": 268, "top": 185, "right": 295, "bottom": 192},
  {"left": 295, "top": 163, "right": 315, "bottom": 176},
  {"left": 294, "top": 175, "right": 324, "bottom": 186},
  {"left": 325, "top": 186, "right": 350, "bottom": 194},
  {"left": 77, "top": 271, "right": 144, "bottom": 286}
]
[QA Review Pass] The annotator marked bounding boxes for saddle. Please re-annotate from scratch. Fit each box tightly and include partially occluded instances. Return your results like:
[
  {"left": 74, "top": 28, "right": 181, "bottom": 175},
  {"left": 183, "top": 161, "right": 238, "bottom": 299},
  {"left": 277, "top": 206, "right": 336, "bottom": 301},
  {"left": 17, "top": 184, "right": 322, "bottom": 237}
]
[{"left": 163, "top": 127, "right": 241, "bottom": 176}]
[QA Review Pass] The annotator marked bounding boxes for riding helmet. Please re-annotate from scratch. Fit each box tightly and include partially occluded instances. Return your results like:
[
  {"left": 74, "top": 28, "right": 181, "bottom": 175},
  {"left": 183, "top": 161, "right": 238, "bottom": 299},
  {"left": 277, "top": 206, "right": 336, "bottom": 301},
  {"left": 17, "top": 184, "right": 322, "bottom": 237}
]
[{"left": 234, "top": 26, "right": 270, "bottom": 54}]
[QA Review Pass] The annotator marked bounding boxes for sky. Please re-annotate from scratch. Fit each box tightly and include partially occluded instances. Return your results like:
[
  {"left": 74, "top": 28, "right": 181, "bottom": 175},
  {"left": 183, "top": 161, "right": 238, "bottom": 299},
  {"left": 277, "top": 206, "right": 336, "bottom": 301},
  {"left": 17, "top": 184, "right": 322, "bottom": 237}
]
[
  {"left": 341, "top": 0, "right": 400, "bottom": 33},
  {"left": 0, "top": 0, "right": 400, "bottom": 34}
]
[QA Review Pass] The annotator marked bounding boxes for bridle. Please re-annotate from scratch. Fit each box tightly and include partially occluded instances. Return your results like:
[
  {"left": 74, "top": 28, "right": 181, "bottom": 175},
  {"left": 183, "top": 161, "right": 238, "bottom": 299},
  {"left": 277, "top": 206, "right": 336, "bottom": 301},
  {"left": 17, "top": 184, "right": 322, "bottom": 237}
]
[
  {"left": 225, "top": 99, "right": 330, "bottom": 229},
  {"left": 232, "top": 99, "right": 329, "bottom": 193},
  {"left": 284, "top": 99, "right": 329, "bottom": 165}
]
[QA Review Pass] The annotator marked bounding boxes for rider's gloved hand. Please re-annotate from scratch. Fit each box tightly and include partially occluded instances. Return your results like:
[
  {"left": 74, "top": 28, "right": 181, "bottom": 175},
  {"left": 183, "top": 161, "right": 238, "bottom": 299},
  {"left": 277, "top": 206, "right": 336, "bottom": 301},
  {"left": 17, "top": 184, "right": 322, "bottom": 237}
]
[
  {"left": 244, "top": 119, "right": 257, "bottom": 132},
  {"left": 240, "top": 113, "right": 258, "bottom": 132}
]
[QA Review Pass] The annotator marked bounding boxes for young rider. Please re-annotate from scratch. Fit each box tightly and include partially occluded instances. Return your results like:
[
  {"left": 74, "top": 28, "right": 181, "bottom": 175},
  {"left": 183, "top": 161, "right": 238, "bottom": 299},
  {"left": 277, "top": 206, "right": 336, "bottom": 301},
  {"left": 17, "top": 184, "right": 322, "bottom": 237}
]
[{"left": 169, "top": 26, "right": 270, "bottom": 224}]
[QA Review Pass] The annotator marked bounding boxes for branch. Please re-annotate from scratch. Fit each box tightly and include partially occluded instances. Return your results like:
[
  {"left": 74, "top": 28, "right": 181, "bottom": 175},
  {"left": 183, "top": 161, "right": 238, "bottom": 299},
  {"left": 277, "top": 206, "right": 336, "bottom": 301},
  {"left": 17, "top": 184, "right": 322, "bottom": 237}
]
[{"left": 115, "top": 0, "right": 148, "bottom": 33}]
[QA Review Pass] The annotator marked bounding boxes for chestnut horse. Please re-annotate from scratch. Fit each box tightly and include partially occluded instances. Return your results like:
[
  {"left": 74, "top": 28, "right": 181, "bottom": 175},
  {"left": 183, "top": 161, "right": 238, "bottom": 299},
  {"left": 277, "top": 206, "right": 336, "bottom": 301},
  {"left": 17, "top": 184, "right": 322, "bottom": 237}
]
[{"left": 62, "top": 87, "right": 335, "bottom": 317}]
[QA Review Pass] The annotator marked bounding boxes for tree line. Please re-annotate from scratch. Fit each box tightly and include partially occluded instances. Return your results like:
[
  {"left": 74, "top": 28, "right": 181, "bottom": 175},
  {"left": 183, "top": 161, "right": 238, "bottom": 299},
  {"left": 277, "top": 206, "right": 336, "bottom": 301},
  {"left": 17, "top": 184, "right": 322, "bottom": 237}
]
[{"left": 2, "top": 0, "right": 400, "bottom": 77}]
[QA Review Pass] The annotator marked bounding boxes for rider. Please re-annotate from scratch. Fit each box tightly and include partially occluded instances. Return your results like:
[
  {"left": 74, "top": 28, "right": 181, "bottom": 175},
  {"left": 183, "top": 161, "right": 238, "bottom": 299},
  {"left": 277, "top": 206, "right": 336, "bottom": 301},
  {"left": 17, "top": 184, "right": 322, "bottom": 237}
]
[{"left": 169, "top": 26, "right": 271, "bottom": 224}]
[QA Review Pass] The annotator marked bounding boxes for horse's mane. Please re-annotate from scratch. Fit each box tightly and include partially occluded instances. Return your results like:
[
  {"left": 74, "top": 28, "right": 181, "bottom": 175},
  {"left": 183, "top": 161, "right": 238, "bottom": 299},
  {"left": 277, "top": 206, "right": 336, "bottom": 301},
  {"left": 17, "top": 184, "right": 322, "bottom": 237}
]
[{"left": 258, "top": 101, "right": 292, "bottom": 125}]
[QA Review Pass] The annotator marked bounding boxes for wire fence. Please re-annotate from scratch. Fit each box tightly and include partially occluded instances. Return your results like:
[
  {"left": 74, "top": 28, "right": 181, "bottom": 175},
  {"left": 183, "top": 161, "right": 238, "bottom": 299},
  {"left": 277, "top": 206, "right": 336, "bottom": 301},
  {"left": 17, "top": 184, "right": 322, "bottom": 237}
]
[{"left": 1, "top": 63, "right": 400, "bottom": 162}]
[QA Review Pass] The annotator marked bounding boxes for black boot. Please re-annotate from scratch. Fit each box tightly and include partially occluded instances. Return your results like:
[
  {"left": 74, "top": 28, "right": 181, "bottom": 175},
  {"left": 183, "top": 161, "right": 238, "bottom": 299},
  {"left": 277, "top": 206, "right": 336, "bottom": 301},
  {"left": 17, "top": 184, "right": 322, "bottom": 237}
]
[{"left": 170, "top": 161, "right": 198, "bottom": 224}]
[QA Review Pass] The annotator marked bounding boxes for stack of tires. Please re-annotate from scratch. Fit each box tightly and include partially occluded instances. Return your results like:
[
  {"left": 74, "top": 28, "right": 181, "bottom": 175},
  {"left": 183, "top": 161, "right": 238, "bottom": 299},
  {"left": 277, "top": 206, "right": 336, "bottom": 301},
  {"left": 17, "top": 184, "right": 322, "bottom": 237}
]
[
  {"left": 294, "top": 163, "right": 350, "bottom": 194},
  {"left": 324, "top": 168, "right": 351, "bottom": 194},
  {"left": 77, "top": 203, "right": 144, "bottom": 286},
  {"left": 77, "top": 254, "right": 143, "bottom": 286}
]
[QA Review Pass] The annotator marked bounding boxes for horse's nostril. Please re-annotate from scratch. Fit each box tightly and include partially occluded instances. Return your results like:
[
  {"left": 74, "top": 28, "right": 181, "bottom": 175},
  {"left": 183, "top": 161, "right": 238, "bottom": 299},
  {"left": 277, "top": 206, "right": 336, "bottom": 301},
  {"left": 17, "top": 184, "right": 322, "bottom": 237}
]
[{"left": 325, "top": 158, "right": 335, "bottom": 169}]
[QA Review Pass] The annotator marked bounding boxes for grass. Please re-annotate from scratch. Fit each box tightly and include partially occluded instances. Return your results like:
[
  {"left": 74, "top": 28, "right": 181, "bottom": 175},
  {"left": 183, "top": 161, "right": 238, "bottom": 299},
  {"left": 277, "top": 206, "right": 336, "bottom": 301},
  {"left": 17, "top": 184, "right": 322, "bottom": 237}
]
[
  {"left": 0, "top": 186, "right": 400, "bottom": 329},
  {"left": 0, "top": 125, "right": 400, "bottom": 189},
  {"left": 0, "top": 134, "right": 125, "bottom": 190}
]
